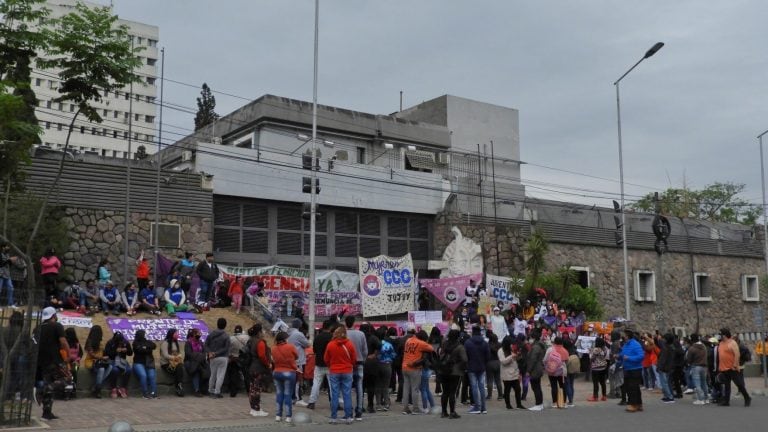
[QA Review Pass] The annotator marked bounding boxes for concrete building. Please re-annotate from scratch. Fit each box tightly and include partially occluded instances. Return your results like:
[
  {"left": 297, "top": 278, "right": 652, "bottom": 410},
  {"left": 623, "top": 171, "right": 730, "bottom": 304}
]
[
  {"left": 159, "top": 94, "right": 525, "bottom": 272},
  {"left": 32, "top": 0, "right": 159, "bottom": 158}
]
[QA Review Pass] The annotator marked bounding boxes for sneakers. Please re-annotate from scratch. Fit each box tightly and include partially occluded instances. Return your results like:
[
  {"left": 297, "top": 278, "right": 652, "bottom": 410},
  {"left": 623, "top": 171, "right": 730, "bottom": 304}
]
[
  {"left": 275, "top": 416, "right": 282, "bottom": 422},
  {"left": 449, "top": 412, "right": 461, "bottom": 419},
  {"left": 565, "top": 403, "right": 575, "bottom": 408},
  {"left": 345, "top": 418, "right": 354, "bottom": 425},
  {"left": 355, "top": 412, "right": 363, "bottom": 421},
  {"left": 480, "top": 410, "right": 488, "bottom": 414},
  {"left": 662, "top": 398, "right": 675, "bottom": 404},
  {"left": 467, "top": 407, "right": 481, "bottom": 414},
  {"left": 295, "top": 399, "right": 309, "bottom": 407},
  {"left": 601, "top": 395, "right": 607, "bottom": 401},
  {"left": 693, "top": 400, "right": 706, "bottom": 406},
  {"left": 684, "top": 389, "right": 694, "bottom": 395},
  {"left": 250, "top": 409, "right": 269, "bottom": 417},
  {"left": 528, "top": 404, "right": 544, "bottom": 411},
  {"left": 329, "top": 419, "right": 337, "bottom": 425},
  {"left": 587, "top": 396, "right": 598, "bottom": 402},
  {"left": 307, "top": 403, "right": 315, "bottom": 410},
  {"left": 285, "top": 417, "right": 292, "bottom": 424},
  {"left": 402, "top": 408, "right": 413, "bottom": 415},
  {"left": 110, "top": 388, "right": 118, "bottom": 399}
]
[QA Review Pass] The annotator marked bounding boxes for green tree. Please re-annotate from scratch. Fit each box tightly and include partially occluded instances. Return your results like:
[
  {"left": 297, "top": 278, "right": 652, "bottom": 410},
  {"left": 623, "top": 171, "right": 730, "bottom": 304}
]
[
  {"left": 28, "top": 1, "right": 142, "bottom": 255},
  {"left": 522, "top": 229, "right": 548, "bottom": 296},
  {"left": 0, "top": 0, "right": 49, "bottom": 184},
  {"left": 194, "top": 82, "right": 219, "bottom": 131},
  {"left": 631, "top": 182, "right": 761, "bottom": 225}
]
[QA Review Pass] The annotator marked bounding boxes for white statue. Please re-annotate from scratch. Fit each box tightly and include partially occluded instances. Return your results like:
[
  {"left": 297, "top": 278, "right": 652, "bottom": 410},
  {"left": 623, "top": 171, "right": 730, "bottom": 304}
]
[{"left": 430, "top": 227, "right": 483, "bottom": 278}]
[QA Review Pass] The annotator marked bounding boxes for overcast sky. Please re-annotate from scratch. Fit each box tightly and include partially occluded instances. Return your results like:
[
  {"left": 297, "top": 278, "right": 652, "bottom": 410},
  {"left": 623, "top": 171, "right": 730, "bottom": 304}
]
[{"left": 109, "top": 0, "right": 768, "bottom": 212}]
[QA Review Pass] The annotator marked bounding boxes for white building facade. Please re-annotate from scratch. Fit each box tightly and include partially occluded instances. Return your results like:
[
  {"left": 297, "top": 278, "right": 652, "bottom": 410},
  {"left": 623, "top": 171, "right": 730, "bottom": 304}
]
[{"left": 32, "top": 0, "right": 159, "bottom": 158}]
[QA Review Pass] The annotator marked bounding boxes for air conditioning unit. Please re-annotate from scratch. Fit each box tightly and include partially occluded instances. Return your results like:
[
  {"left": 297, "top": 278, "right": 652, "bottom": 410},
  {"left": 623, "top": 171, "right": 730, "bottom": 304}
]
[
  {"left": 181, "top": 150, "right": 193, "bottom": 162},
  {"left": 200, "top": 173, "right": 213, "bottom": 191},
  {"left": 212, "top": 137, "right": 222, "bottom": 145},
  {"left": 334, "top": 150, "right": 349, "bottom": 161},
  {"left": 437, "top": 152, "right": 450, "bottom": 165}
]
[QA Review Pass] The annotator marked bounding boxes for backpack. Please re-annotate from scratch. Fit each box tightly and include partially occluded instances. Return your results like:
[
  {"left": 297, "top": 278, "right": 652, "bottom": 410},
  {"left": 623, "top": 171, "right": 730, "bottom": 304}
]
[
  {"left": 434, "top": 344, "right": 456, "bottom": 375},
  {"left": 544, "top": 348, "right": 564, "bottom": 376},
  {"left": 739, "top": 344, "right": 752, "bottom": 365}
]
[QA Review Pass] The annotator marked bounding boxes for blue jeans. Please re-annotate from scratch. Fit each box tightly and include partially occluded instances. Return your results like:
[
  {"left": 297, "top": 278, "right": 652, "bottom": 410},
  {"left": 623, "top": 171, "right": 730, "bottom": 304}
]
[
  {"left": 658, "top": 371, "right": 673, "bottom": 400},
  {"left": 642, "top": 366, "right": 655, "bottom": 389},
  {"left": 420, "top": 368, "right": 435, "bottom": 409},
  {"left": 102, "top": 300, "right": 120, "bottom": 314},
  {"left": 91, "top": 365, "right": 112, "bottom": 389},
  {"left": 565, "top": 373, "right": 575, "bottom": 404},
  {"left": 133, "top": 364, "right": 157, "bottom": 395},
  {"left": 352, "top": 364, "right": 364, "bottom": 415},
  {"left": 689, "top": 365, "right": 709, "bottom": 401},
  {"left": 467, "top": 371, "right": 486, "bottom": 411},
  {"left": 329, "top": 373, "right": 353, "bottom": 420},
  {"left": 0, "top": 277, "right": 14, "bottom": 306},
  {"left": 273, "top": 371, "right": 296, "bottom": 418},
  {"left": 197, "top": 280, "right": 211, "bottom": 303}
]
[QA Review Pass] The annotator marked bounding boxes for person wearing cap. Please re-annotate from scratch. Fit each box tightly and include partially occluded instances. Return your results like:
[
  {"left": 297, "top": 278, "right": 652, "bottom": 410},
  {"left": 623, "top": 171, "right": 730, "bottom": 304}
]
[
  {"left": 205, "top": 317, "right": 231, "bottom": 398},
  {"left": 35, "top": 306, "right": 69, "bottom": 420},
  {"left": 716, "top": 328, "right": 751, "bottom": 407},
  {"left": 489, "top": 307, "right": 509, "bottom": 339},
  {"left": 287, "top": 318, "right": 310, "bottom": 406},
  {"left": 620, "top": 328, "right": 645, "bottom": 412},
  {"left": 164, "top": 279, "right": 189, "bottom": 316},
  {"left": 99, "top": 281, "right": 121, "bottom": 315}
]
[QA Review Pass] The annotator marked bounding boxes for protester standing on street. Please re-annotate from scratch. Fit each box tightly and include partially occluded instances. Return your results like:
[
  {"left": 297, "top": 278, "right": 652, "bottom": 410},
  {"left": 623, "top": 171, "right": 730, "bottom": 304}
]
[
  {"left": 526, "top": 328, "right": 546, "bottom": 411},
  {"left": 308, "top": 319, "right": 335, "bottom": 409},
  {"left": 402, "top": 325, "right": 434, "bottom": 415},
  {"left": 464, "top": 325, "right": 490, "bottom": 414},
  {"left": 716, "top": 328, "right": 751, "bottom": 407},
  {"left": 35, "top": 307, "right": 70, "bottom": 420},
  {"left": 247, "top": 324, "right": 272, "bottom": 418},
  {"left": 272, "top": 331, "right": 298, "bottom": 423},
  {"left": 345, "top": 316, "right": 368, "bottom": 420},
  {"left": 205, "top": 318, "right": 231, "bottom": 398},
  {"left": 685, "top": 333, "right": 709, "bottom": 405},
  {"left": 227, "top": 325, "right": 250, "bottom": 397},
  {"left": 325, "top": 326, "right": 357, "bottom": 424},
  {"left": 287, "top": 318, "right": 310, "bottom": 406},
  {"left": 621, "top": 328, "right": 645, "bottom": 412}
]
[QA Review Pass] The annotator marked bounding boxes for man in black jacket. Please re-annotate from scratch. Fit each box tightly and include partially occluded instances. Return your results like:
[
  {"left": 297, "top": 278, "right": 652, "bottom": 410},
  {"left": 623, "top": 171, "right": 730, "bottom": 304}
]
[
  {"left": 196, "top": 253, "right": 220, "bottom": 305},
  {"left": 308, "top": 319, "right": 336, "bottom": 409}
]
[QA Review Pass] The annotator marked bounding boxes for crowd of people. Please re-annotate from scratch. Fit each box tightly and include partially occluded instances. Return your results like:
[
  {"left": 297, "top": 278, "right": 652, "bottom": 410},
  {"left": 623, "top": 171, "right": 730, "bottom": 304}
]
[{"left": 3, "top": 246, "right": 761, "bottom": 423}]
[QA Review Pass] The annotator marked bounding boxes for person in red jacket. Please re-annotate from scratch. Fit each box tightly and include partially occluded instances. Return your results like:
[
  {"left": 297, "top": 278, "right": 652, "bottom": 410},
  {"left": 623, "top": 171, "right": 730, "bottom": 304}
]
[
  {"left": 135, "top": 250, "right": 150, "bottom": 290},
  {"left": 324, "top": 326, "right": 357, "bottom": 424},
  {"left": 39, "top": 247, "right": 62, "bottom": 301},
  {"left": 228, "top": 276, "right": 244, "bottom": 314},
  {"left": 272, "top": 331, "right": 298, "bottom": 424}
]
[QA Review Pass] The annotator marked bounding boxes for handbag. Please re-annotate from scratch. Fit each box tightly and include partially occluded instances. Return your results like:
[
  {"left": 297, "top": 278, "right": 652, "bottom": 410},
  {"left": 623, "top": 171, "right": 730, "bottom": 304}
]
[{"left": 567, "top": 354, "right": 581, "bottom": 374}]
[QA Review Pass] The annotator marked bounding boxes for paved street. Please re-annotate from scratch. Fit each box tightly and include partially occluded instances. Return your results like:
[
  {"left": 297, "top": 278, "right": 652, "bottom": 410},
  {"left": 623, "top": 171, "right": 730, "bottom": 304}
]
[{"left": 27, "top": 377, "right": 766, "bottom": 432}]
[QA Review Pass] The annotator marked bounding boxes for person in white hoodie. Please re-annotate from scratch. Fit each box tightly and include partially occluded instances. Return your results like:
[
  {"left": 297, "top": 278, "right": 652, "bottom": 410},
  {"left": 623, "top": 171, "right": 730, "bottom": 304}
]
[
  {"left": 499, "top": 335, "right": 524, "bottom": 409},
  {"left": 489, "top": 307, "right": 509, "bottom": 338}
]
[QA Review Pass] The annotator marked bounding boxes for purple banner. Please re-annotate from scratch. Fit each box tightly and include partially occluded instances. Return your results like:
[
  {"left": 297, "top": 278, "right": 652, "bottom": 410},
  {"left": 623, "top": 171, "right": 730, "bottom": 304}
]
[
  {"left": 265, "top": 290, "right": 362, "bottom": 318},
  {"left": 420, "top": 273, "right": 483, "bottom": 311},
  {"left": 106, "top": 317, "right": 209, "bottom": 341}
]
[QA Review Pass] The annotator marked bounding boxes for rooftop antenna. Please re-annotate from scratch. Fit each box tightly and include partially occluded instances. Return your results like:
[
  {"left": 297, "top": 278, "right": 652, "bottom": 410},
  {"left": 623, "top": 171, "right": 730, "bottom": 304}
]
[{"left": 399, "top": 90, "right": 403, "bottom": 111}]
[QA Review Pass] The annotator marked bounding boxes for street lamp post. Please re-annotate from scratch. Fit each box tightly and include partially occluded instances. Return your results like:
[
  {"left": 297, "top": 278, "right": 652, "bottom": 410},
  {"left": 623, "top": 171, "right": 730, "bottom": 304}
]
[
  {"left": 614, "top": 42, "right": 664, "bottom": 321},
  {"left": 307, "top": 0, "right": 320, "bottom": 340},
  {"left": 758, "top": 130, "right": 768, "bottom": 388}
]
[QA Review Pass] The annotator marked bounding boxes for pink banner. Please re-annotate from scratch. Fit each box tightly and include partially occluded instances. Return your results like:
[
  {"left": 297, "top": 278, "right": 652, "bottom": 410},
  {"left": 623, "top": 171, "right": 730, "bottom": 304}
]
[{"left": 420, "top": 273, "right": 484, "bottom": 311}]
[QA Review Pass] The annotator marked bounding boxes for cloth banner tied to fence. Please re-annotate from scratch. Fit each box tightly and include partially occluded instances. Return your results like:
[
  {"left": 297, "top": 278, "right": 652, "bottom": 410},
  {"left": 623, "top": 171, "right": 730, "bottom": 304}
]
[
  {"left": 359, "top": 253, "right": 416, "bottom": 317},
  {"left": 420, "top": 273, "right": 483, "bottom": 311}
]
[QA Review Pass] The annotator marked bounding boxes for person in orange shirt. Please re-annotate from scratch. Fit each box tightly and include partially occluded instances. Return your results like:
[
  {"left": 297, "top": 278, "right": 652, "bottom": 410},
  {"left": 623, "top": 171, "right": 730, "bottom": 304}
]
[
  {"left": 401, "top": 325, "right": 434, "bottom": 415},
  {"left": 272, "top": 332, "right": 298, "bottom": 423},
  {"left": 716, "top": 328, "right": 751, "bottom": 407},
  {"left": 641, "top": 333, "right": 659, "bottom": 390},
  {"left": 135, "top": 250, "right": 150, "bottom": 289},
  {"left": 228, "top": 276, "right": 244, "bottom": 314}
]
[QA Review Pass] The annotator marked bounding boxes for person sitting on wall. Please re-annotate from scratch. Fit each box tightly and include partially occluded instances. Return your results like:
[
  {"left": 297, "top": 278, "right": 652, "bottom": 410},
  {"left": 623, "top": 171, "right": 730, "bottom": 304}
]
[
  {"left": 139, "top": 281, "right": 162, "bottom": 315},
  {"left": 164, "top": 279, "right": 190, "bottom": 317},
  {"left": 100, "top": 281, "right": 121, "bottom": 316}
]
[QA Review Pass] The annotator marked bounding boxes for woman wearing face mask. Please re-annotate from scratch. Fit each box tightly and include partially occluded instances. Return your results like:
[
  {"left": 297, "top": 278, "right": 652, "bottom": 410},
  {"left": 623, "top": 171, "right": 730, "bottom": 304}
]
[
  {"left": 160, "top": 328, "right": 185, "bottom": 397},
  {"left": 184, "top": 328, "right": 209, "bottom": 396},
  {"left": 164, "top": 279, "right": 190, "bottom": 317},
  {"left": 132, "top": 329, "right": 158, "bottom": 399}
]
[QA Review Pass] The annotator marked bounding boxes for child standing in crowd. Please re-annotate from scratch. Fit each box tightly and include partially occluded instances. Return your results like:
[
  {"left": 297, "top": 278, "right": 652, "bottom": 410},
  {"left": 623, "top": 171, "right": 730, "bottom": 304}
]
[{"left": 229, "top": 276, "right": 244, "bottom": 314}]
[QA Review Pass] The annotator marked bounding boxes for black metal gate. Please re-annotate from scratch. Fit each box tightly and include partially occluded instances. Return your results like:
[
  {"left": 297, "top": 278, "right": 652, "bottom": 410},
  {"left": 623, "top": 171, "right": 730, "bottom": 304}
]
[{"left": 0, "top": 291, "right": 42, "bottom": 428}]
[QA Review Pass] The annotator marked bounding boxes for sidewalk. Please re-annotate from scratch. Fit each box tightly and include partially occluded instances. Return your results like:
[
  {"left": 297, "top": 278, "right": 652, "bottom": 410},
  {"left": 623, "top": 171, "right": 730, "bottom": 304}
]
[{"left": 23, "top": 376, "right": 768, "bottom": 432}]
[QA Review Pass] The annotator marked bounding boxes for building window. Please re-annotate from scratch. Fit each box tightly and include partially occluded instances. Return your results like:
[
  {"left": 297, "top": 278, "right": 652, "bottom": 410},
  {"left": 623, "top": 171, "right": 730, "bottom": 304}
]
[
  {"left": 79, "top": 126, "right": 85, "bottom": 134},
  {"left": 46, "top": 100, "right": 52, "bottom": 109},
  {"left": 146, "top": 77, "right": 156, "bottom": 85},
  {"left": 634, "top": 270, "right": 656, "bottom": 302},
  {"left": 70, "top": 104, "right": 75, "bottom": 112},
  {"left": 56, "top": 102, "right": 62, "bottom": 111},
  {"left": 147, "top": 96, "right": 155, "bottom": 103},
  {"left": 113, "top": 110, "right": 119, "bottom": 118},
  {"left": 112, "top": 150, "right": 118, "bottom": 158},
  {"left": 113, "top": 130, "right": 118, "bottom": 138},
  {"left": 134, "top": 113, "right": 140, "bottom": 121},
  {"left": 357, "top": 147, "right": 366, "bottom": 164},
  {"left": 136, "top": 36, "right": 143, "bottom": 45},
  {"left": 569, "top": 266, "right": 591, "bottom": 288},
  {"left": 147, "top": 58, "right": 156, "bottom": 66},
  {"left": 35, "top": 78, "right": 42, "bottom": 86},
  {"left": 91, "top": 127, "right": 96, "bottom": 135},
  {"left": 145, "top": 115, "right": 155, "bottom": 123},
  {"left": 57, "top": 123, "right": 63, "bottom": 131},
  {"left": 742, "top": 275, "right": 759, "bottom": 302},
  {"left": 125, "top": 92, "right": 129, "bottom": 100},
  {"left": 103, "top": 109, "right": 108, "bottom": 116},
  {"left": 148, "top": 39, "right": 157, "bottom": 47},
  {"left": 694, "top": 273, "right": 711, "bottom": 301},
  {"left": 45, "top": 122, "right": 51, "bottom": 129}
]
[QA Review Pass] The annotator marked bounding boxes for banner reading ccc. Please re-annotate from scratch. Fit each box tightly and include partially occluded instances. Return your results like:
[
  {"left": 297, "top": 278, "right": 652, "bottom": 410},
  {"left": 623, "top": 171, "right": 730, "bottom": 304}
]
[{"left": 359, "top": 253, "right": 415, "bottom": 317}]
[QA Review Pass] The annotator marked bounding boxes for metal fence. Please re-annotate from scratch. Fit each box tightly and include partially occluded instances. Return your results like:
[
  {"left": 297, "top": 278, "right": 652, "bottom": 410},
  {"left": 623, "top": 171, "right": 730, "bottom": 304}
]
[{"left": 0, "top": 290, "right": 42, "bottom": 428}]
